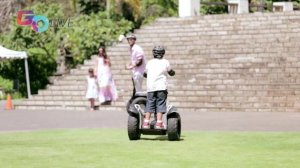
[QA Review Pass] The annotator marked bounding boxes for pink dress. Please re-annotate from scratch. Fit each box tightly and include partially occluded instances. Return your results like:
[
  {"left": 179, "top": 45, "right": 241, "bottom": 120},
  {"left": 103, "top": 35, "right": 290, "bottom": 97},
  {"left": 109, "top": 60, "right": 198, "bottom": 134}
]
[{"left": 96, "top": 57, "right": 118, "bottom": 103}]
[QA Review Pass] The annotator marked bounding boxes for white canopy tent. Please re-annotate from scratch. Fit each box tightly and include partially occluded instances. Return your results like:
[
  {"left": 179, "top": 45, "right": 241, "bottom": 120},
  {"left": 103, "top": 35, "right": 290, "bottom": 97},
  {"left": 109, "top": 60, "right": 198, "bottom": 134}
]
[{"left": 0, "top": 45, "right": 31, "bottom": 98}]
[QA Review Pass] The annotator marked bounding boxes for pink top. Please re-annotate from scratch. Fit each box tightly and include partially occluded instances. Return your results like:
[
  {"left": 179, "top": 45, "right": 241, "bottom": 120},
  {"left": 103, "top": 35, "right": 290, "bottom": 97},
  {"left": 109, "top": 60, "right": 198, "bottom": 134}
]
[{"left": 129, "top": 44, "right": 146, "bottom": 74}]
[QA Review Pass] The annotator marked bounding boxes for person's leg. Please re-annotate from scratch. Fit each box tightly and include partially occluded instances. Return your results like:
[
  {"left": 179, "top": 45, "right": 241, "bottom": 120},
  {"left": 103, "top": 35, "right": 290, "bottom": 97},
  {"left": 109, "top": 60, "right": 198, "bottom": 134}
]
[
  {"left": 103, "top": 86, "right": 112, "bottom": 103},
  {"left": 98, "top": 87, "right": 105, "bottom": 103},
  {"left": 157, "top": 112, "right": 163, "bottom": 121},
  {"left": 155, "top": 112, "right": 164, "bottom": 129},
  {"left": 133, "top": 72, "right": 143, "bottom": 92},
  {"left": 142, "top": 112, "right": 151, "bottom": 129},
  {"left": 99, "top": 86, "right": 112, "bottom": 105},
  {"left": 99, "top": 75, "right": 113, "bottom": 104},
  {"left": 144, "top": 112, "right": 151, "bottom": 121},
  {"left": 155, "top": 90, "right": 168, "bottom": 129},
  {"left": 104, "top": 75, "right": 116, "bottom": 103},
  {"left": 90, "top": 98, "right": 95, "bottom": 110},
  {"left": 143, "top": 92, "right": 156, "bottom": 129}
]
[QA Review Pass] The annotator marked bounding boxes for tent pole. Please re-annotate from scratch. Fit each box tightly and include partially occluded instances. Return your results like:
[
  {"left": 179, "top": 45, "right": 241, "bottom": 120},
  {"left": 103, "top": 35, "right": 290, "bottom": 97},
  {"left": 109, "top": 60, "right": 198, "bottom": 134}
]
[{"left": 24, "top": 58, "right": 31, "bottom": 99}]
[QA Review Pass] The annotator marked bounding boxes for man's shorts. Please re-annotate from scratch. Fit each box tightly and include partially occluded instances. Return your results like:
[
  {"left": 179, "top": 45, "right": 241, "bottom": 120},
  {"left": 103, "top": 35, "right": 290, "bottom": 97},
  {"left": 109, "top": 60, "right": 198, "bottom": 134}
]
[{"left": 145, "top": 90, "right": 168, "bottom": 113}]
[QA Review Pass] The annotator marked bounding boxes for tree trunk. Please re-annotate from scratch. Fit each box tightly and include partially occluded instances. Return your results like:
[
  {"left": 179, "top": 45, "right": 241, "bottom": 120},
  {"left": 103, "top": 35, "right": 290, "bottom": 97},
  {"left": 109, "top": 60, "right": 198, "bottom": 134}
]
[{"left": 0, "top": 0, "right": 23, "bottom": 33}]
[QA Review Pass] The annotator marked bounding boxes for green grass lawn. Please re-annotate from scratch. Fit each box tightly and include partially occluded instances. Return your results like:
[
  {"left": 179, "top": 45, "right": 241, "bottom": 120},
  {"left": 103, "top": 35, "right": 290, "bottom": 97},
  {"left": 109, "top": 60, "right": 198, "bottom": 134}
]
[{"left": 0, "top": 129, "right": 299, "bottom": 168}]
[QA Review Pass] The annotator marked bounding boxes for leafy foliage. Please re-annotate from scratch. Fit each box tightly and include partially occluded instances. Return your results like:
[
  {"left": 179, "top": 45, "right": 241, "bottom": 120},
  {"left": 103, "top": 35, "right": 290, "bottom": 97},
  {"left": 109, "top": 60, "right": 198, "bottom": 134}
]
[
  {"left": 78, "top": 0, "right": 106, "bottom": 14},
  {"left": 0, "top": 2, "right": 62, "bottom": 96},
  {"left": 0, "top": 1, "right": 133, "bottom": 97},
  {"left": 108, "top": 0, "right": 178, "bottom": 27},
  {"left": 0, "top": 75, "right": 12, "bottom": 93},
  {"left": 61, "top": 12, "right": 133, "bottom": 65},
  {"left": 140, "top": 0, "right": 178, "bottom": 25},
  {"left": 200, "top": 0, "right": 228, "bottom": 14},
  {"left": 107, "top": 0, "right": 142, "bottom": 27}
]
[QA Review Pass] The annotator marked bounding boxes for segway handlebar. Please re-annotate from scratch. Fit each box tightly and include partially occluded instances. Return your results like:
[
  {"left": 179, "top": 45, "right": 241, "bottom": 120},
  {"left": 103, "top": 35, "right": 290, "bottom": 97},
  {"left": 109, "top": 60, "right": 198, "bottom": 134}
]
[
  {"left": 168, "top": 69, "right": 175, "bottom": 76},
  {"left": 143, "top": 69, "right": 175, "bottom": 78}
]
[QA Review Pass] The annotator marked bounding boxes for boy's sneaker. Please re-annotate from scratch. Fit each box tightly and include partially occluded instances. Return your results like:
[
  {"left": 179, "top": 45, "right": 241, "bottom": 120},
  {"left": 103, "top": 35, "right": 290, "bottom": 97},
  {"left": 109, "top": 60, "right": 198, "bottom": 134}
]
[
  {"left": 142, "top": 120, "right": 150, "bottom": 129},
  {"left": 155, "top": 121, "right": 164, "bottom": 129}
]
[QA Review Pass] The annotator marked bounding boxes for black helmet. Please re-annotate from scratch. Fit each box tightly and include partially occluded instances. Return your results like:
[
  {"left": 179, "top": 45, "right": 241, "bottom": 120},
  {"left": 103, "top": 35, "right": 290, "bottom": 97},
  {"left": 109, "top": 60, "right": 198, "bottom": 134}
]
[
  {"left": 126, "top": 33, "right": 136, "bottom": 40},
  {"left": 153, "top": 46, "right": 165, "bottom": 59}
]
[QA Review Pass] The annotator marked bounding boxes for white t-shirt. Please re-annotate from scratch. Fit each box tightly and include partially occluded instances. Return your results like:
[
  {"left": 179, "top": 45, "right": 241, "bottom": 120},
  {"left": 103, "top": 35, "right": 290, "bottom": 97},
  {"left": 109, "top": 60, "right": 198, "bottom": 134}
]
[{"left": 145, "top": 58, "right": 171, "bottom": 92}]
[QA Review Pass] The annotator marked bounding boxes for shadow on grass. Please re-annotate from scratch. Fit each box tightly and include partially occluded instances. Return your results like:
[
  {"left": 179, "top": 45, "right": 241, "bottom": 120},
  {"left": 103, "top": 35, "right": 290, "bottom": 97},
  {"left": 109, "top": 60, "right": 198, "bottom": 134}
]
[{"left": 140, "top": 135, "right": 185, "bottom": 141}]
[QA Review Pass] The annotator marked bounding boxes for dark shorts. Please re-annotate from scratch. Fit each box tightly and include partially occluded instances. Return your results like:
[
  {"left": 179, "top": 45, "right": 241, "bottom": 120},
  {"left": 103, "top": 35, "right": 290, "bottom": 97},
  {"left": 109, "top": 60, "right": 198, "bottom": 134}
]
[{"left": 145, "top": 90, "right": 168, "bottom": 113}]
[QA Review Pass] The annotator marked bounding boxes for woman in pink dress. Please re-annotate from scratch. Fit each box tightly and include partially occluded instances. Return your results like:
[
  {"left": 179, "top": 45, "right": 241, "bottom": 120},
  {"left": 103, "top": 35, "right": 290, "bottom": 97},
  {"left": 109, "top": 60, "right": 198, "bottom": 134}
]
[{"left": 95, "top": 46, "right": 118, "bottom": 105}]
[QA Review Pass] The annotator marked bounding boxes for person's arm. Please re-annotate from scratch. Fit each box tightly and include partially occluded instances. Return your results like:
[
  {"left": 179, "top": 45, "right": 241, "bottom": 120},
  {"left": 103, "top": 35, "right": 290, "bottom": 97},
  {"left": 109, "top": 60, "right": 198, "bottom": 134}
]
[
  {"left": 126, "top": 47, "right": 144, "bottom": 69},
  {"left": 125, "top": 58, "right": 142, "bottom": 70},
  {"left": 143, "top": 63, "right": 148, "bottom": 78},
  {"left": 105, "top": 57, "right": 111, "bottom": 67},
  {"left": 125, "top": 62, "right": 133, "bottom": 70},
  {"left": 95, "top": 77, "right": 99, "bottom": 90},
  {"left": 166, "top": 60, "right": 175, "bottom": 76},
  {"left": 135, "top": 57, "right": 143, "bottom": 67},
  {"left": 94, "top": 58, "right": 98, "bottom": 78},
  {"left": 134, "top": 49, "right": 144, "bottom": 67},
  {"left": 86, "top": 76, "right": 89, "bottom": 91}
]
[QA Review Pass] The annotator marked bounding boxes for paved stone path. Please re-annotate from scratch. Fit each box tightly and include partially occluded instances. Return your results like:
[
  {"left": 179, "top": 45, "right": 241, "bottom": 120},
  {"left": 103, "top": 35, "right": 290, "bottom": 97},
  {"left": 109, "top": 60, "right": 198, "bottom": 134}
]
[{"left": 1, "top": 107, "right": 300, "bottom": 132}]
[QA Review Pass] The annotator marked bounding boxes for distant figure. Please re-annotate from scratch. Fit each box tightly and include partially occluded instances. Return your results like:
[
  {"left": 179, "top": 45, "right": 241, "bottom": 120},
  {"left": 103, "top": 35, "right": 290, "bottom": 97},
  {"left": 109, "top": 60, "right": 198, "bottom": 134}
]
[
  {"left": 86, "top": 68, "right": 98, "bottom": 111},
  {"left": 125, "top": 33, "right": 146, "bottom": 92},
  {"left": 95, "top": 46, "right": 118, "bottom": 105}
]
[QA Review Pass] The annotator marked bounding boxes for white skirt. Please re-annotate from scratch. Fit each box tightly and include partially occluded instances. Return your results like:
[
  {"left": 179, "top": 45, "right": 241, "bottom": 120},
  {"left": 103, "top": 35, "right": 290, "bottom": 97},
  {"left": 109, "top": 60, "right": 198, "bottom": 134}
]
[{"left": 86, "top": 87, "right": 98, "bottom": 99}]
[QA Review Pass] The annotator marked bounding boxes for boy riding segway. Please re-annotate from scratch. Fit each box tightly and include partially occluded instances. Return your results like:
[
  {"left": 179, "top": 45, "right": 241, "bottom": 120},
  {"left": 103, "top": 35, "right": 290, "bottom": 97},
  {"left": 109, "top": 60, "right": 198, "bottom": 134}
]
[{"left": 142, "top": 46, "right": 176, "bottom": 129}]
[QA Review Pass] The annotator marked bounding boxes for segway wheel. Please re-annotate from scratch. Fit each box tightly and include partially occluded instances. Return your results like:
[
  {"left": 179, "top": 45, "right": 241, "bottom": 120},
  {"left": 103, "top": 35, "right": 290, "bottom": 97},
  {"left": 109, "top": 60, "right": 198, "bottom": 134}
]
[
  {"left": 131, "top": 97, "right": 147, "bottom": 111},
  {"left": 167, "top": 117, "right": 181, "bottom": 141},
  {"left": 128, "top": 115, "right": 141, "bottom": 140}
]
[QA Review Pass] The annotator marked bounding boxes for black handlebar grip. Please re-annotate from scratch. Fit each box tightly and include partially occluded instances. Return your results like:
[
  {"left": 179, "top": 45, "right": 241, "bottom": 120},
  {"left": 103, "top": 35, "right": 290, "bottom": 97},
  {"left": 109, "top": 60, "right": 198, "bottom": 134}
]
[{"left": 168, "top": 69, "right": 175, "bottom": 76}]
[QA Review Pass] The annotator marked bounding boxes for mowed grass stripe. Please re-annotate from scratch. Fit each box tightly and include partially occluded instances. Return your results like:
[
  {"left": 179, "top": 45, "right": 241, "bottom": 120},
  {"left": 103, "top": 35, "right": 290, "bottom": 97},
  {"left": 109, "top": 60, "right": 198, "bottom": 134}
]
[{"left": 0, "top": 129, "right": 299, "bottom": 168}]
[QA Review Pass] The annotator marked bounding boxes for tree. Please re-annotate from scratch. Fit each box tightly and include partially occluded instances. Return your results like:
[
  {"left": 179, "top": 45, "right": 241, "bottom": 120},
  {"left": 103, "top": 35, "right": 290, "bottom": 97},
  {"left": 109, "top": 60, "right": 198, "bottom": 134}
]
[
  {"left": 140, "top": 0, "right": 178, "bottom": 25},
  {"left": 0, "top": 2, "right": 63, "bottom": 96},
  {"left": 200, "top": 0, "right": 228, "bottom": 14},
  {"left": 0, "top": 0, "right": 18, "bottom": 33},
  {"left": 77, "top": 0, "right": 106, "bottom": 14},
  {"left": 61, "top": 11, "right": 133, "bottom": 65},
  {"left": 108, "top": 0, "right": 178, "bottom": 27}
]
